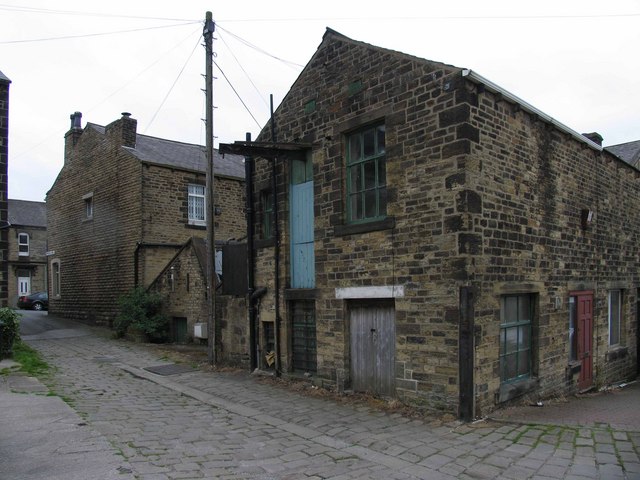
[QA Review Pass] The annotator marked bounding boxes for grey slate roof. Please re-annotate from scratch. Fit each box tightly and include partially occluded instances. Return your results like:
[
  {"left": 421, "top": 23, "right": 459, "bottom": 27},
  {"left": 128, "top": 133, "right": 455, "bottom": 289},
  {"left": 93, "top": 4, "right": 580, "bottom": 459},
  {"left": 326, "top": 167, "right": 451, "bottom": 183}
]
[
  {"left": 0, "top": 70, "right": 10, "bottom": 83},
  {"left": 8, "top": 199, "right": 46, "bottom": 227},
  {"left": 606, "top": 140, "right": 640, "bottom": 168},
  {"left": 88, "top": 124, "right": 244, "bottom": 179}
]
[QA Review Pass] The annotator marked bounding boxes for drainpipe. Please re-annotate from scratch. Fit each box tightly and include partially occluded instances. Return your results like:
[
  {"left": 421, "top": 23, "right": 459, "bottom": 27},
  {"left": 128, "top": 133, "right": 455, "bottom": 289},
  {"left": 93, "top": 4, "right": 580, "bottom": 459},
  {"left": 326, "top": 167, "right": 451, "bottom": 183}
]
[
  {"left": 272, "top": 155, "right": 282, "bottom": 376},
  {"left": 270, "top": 94, "right": 282, "bottom": 377},
  {"left": 245, "top": 132, "right": 258, "bottom": 371}
]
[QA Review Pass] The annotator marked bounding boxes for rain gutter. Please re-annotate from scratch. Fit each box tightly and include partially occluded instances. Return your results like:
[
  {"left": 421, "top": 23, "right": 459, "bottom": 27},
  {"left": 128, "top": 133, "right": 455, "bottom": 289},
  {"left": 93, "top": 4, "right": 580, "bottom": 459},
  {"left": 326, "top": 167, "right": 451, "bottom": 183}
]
[{"left": 461, "top": 69, "right": 603, "bottom": 152}]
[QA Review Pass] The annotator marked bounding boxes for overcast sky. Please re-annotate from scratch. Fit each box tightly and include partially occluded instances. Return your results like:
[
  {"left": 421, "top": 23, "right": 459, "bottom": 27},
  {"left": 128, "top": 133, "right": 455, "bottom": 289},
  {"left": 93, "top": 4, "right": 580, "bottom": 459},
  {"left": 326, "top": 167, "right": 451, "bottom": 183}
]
[{"left": 1, "top": 0, "right": 639, "bottom": 202}]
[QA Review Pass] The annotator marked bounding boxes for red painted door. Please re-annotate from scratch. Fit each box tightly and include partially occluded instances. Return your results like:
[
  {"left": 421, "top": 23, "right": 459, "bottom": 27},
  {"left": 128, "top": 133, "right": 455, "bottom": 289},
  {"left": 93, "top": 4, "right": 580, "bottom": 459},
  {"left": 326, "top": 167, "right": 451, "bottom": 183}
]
[{"left": 576, "top": 293, "right": 593, "bottom": 391}]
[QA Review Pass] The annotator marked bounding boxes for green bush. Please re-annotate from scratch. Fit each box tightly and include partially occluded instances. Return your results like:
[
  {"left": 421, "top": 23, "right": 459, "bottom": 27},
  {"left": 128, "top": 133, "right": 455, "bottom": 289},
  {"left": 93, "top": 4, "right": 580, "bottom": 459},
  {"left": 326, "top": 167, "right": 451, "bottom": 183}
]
[
  {"left": 0, "top": 308, "right": 21, "bottom": 358},
  {"left": 114, "top": 287, "right": 169, "bottom": 343}
]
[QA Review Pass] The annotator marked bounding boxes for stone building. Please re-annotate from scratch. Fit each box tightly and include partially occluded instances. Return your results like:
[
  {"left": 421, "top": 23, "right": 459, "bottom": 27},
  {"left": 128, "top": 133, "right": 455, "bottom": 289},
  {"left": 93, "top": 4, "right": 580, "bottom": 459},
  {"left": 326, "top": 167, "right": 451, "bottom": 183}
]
[
  {"left": 0, "top": 70, "right": 10, "bottom": 307},
  {"left": 221, "top": 29, "right": 639, "bottom": 419},
  {"left": 148, "top": 236, "right": 248, "bottom": 364},
  {"left": 7, "top": 199, "right": 47, "bottom": 307},
  {"left": 47, "top": 112, "right": 245, "bottom": 326}
]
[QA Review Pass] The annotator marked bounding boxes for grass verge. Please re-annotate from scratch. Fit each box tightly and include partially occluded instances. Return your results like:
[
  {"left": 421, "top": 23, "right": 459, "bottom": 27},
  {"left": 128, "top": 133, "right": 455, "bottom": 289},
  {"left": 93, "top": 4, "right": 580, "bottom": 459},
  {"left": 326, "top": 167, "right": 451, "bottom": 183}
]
[{"left": 11, "top": 340, "right": 50, "bottom": 377}]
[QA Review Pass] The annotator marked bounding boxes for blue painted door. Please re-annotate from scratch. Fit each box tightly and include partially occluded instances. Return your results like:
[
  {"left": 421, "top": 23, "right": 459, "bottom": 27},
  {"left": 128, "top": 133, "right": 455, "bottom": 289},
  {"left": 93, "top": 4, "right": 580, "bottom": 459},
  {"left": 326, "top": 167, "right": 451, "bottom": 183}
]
[{"left": 290, "top": 154, "right": 314, "bottom": 288}]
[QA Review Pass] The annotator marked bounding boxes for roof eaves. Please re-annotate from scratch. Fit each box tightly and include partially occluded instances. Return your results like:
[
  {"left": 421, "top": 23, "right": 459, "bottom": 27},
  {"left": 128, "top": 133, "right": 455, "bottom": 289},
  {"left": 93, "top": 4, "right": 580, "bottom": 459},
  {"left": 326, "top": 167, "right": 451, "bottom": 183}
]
[{"left": 462, "top": 69, "right": 603, "bottom": 153}]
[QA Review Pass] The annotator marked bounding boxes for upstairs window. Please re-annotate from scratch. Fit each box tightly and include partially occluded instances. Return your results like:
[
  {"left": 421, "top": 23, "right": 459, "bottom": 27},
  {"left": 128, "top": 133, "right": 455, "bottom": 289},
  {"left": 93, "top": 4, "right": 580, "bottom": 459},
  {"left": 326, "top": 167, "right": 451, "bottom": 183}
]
[
  {"left": 346, "top": 124, "right": 386, "bottom": 223},
  {"left": 83, "top": 192, "right": 93, "bottom": 220},
  {"left": 18, "top": 233, "right": 29, "bottom": 256},
  {"left": 188, "top": 184, "right": 206, "bottom": 225}
]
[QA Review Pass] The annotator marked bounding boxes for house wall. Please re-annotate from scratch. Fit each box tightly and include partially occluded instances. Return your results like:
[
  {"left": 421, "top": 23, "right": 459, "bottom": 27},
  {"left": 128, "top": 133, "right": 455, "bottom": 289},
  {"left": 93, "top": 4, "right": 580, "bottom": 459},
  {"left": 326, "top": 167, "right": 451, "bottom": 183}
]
[
  {"left": 47, "top": 119, "right": 143, "bottom": 326},
  {"left": 8, "top": 225, "right": 47, "bottom": 307},
  {"left": 249, "top": 32, "right": 640, "bottom": 417},
  {"left": 0, "top": 76, "right": 9, "bottom": 307},
  {"left": 251, "top": 34, "right": 466, "bottom": 410},
  {"left": 149, "top": 243, "right": 249, "bottom": 367},
  {"left": 140, "top": 165, "right": 246, "bottom": 286},
  {"left": 467, "top": 90, "right": 639, "bottom": 414},
  {"left": 48, "top": 113, "right": 246, "bottom": 327}
]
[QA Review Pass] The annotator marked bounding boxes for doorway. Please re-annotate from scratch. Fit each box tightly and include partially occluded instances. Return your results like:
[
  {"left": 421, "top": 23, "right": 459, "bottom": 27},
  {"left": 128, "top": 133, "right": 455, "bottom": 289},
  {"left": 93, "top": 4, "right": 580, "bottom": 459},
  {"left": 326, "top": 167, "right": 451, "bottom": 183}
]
[
  {"left": 571, "top": 291, "right": 594, "bottom": 391},
  {"left": 349, "top": 300, "right": 395, "bottom": 396}
]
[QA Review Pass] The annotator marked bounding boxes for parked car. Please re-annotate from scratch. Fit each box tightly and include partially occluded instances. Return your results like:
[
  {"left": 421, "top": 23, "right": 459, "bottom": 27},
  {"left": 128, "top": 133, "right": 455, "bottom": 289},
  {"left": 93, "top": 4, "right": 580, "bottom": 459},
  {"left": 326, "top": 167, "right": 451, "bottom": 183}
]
[{"left": 17, "top": 292, "right": 48, "bottom": 311}]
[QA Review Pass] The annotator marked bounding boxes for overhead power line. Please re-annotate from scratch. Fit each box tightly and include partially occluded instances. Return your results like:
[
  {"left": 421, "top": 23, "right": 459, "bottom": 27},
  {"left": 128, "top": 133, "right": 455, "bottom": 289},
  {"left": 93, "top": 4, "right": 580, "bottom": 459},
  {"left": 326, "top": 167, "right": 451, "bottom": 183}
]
[
  {"left": 0, "top": 21, "right": 199, "bottom": 44},
  {"left": 0, "top": 3, "right": 196, "bottom": 22},
  {"left": 218, "top": 12, "right": 640, "bottom": 22},
  {"left": 144, "top": 34, "right": 202, "bottom": 133},
  {"left": 213, "top": 59, "right": 263, "bottom": 130},
  {"left": 217, "top": 30, "right": 270, "bottom": 109},
  {"left": 216, "top": 25, "right": 304, "bottom": 69}
]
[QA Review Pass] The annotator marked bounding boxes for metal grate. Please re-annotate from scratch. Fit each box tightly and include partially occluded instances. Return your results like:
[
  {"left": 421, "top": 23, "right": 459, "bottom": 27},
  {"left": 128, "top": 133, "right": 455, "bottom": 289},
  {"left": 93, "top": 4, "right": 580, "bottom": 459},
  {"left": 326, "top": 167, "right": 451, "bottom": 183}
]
[{"left": 291, "top": 300, "right": 317, "bottom": 373}]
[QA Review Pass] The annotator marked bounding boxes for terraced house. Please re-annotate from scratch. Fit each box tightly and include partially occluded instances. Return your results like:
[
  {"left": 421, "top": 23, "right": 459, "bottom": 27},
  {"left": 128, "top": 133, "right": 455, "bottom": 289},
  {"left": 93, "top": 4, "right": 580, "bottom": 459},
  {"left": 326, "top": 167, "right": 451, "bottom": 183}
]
[
  {"left": 47, "top": 112, "right": 245, "bottom": 329},
  {"left": 221, "top": 29, "right": 639, "bottom": 419},
  {"left": 7, "top": 199, "right": 47, "bottom": 307}
]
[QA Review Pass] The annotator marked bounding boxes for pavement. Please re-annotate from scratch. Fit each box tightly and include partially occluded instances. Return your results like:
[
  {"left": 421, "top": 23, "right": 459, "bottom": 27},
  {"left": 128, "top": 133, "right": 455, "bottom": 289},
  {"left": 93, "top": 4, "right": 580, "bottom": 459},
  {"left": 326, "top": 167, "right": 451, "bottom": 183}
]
[{"left": 1, "top": 317, "right": 640, "bottom": 479}]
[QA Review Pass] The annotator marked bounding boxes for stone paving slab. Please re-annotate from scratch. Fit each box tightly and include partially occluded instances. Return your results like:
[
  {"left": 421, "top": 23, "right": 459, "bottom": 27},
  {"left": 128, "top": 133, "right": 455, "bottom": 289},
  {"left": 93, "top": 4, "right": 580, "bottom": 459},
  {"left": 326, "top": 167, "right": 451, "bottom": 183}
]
[
  {"left": 0, "top": 381, "right": 134, "bottom": 480},
  {"left": 13, "top": 328, "right": 640, "bottom": 479}
]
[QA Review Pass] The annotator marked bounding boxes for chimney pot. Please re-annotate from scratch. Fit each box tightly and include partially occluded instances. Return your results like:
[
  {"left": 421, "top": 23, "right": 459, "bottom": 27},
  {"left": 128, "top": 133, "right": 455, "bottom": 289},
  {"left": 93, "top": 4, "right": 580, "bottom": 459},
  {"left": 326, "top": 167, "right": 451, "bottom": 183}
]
[
  {"left": 582, "top": 132, "right": 603, "bottom": 146},
  {"left": 69, "top": 111, "right": 82, "bottom": 130},
  {"left": 121, "top": 112, "right": 131, "bottom": 118}
]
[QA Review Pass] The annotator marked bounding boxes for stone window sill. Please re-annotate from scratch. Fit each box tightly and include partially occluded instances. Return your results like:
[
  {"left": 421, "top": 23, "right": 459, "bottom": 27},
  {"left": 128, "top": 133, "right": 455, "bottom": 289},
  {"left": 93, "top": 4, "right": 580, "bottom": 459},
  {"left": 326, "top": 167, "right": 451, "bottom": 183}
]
[
  {"left": 606, "top": 346, "right": 628, "bottom": 362},
  {"left": 497, "top": 377, "right": 538, "bottom": 404},
  {"left": 334, "top": 217, "right": 395, "bottom": 237}
]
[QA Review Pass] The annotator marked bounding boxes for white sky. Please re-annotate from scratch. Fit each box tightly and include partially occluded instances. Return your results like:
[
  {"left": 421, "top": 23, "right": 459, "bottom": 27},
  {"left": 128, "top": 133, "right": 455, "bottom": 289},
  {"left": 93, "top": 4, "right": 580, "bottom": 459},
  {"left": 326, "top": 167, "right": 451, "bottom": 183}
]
[{"left": 1, "top": 0, "right": 639, "bottom": 202}]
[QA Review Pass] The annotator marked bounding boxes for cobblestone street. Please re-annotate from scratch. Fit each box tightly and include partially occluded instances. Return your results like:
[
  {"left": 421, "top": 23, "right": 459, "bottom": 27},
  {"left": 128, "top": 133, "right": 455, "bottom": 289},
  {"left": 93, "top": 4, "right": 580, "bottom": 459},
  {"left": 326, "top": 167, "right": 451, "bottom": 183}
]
[{"left": 11, "top": 322, "right": 640, "bottom": 479}]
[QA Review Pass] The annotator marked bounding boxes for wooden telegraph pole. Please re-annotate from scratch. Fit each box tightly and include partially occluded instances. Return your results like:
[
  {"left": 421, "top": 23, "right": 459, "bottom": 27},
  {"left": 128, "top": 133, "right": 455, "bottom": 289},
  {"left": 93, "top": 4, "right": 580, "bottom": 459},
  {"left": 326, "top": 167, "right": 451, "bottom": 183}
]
[{"left": 203, "top": 11, "right": 216, "bottom": 365}]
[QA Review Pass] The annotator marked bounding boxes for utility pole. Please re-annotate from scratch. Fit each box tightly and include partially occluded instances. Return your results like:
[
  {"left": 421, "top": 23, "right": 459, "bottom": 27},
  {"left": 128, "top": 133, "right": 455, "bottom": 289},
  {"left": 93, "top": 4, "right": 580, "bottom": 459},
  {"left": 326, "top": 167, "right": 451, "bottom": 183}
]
[{"left": 203, "top": 11, "right": 216, "bottom": 365}]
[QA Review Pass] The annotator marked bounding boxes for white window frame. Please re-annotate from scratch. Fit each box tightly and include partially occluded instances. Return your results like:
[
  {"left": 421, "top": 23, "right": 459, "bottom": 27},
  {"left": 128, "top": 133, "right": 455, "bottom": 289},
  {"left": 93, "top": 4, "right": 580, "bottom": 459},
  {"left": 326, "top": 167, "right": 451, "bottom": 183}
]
[
  {"left": 188, "top": 184, "right": 206, "bottom": 225},
  {"left": 608, "top": 290, "right": 622, "bottom": 346},
  {"left": 18, "top": 232, "right": 29, "bottom": 256}
]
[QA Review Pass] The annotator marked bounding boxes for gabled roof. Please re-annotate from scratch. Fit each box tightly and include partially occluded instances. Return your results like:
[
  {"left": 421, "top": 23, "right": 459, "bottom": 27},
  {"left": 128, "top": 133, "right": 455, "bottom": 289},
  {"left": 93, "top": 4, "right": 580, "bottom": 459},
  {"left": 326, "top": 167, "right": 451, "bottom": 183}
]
[
  {"left": 266, "top": 28, "right": 603, "bottom": 154},
  {"left": 8, "top": 199, "right": 46, "bottom": 227},
  {"left": 88, "top": 124, "right": 244, "bottom": 180},
  {"left": 606, "top": 140, "right": 640, "bottom": 168},
  {"left": 148, "top": 236, "right": 219, "bottom": 290},
  {"left": 0, "top": 70, "right": 10, "bottom": 83}
]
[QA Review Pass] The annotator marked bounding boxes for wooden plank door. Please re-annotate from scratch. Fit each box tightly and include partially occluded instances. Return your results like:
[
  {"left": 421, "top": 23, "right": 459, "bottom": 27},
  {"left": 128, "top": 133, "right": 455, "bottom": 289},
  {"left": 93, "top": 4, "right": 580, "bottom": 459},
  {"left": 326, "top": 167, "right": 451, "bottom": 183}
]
[
  {"left": 576, "top": 292, "right": 594, "bottom": 391},
  {"left": 350, "top": 302, "right": 395, "bottom": 396},
  {"left": 290, "top": 179, "right": 314, "bottom": 288}
]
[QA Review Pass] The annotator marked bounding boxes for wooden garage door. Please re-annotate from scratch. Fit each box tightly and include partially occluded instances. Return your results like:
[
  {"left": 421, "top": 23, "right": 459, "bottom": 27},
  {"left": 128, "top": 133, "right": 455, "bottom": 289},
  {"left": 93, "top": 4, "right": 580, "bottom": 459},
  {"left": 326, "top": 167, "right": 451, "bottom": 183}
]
[{"left": 350, "top": 301, "right": 395, "bottom": 396}]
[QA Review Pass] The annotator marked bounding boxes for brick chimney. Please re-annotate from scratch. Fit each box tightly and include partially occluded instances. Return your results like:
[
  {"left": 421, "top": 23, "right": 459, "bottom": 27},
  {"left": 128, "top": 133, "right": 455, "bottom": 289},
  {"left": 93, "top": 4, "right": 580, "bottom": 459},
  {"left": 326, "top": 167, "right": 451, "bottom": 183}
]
[
  {"left": 64, "top": 111, "right": 83, "bottom": 160},
  {"left": 582, "top": 132, "right": 603, "bottom": 146},
  {"left": 105, "top": 112, "right": 137, "bottom": 148}
]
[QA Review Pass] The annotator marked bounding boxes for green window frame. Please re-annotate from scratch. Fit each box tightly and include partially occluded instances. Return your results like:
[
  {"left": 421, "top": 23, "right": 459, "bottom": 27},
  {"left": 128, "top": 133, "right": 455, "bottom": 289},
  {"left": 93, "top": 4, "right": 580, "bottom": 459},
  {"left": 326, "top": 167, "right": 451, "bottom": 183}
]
[
  {"left": 346, "top": 124, "right": 386, "bottom": 223},
  {"left": 499, "top": 294, "right": 533, "bottom": 383},
  {"left": 291, "top": 151, "right": 313, "bottom": 185},
  {"left": 261, "top": 190, "right": 274, "bottom": 239}
]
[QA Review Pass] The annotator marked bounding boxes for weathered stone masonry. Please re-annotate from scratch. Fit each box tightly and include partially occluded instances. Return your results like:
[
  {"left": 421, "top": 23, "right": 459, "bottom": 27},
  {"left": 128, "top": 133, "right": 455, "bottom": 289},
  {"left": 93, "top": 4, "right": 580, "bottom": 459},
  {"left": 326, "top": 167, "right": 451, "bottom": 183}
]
[
  {"left": 47, "top": 113, "right": 245, "bottom": 326},
  {"left": 243, "top": 29, "right": 638, "bottom": 417},
  {"left": 0, "top": 71, "right": 10, "bottom": 306}
]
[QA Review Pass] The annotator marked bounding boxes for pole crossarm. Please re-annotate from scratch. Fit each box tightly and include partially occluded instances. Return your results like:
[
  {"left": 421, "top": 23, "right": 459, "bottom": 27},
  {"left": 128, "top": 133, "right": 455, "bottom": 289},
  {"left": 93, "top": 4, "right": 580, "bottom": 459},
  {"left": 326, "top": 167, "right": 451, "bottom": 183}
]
[{"left": 218, "top": 141, "right": 314, "bottom": 160}]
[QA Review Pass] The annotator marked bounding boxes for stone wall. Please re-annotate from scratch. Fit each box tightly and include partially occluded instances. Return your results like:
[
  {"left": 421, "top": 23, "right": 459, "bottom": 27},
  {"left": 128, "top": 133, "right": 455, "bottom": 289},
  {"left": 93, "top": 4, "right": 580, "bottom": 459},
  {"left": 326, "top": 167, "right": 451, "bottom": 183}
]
[
  {"left": 248, "top": 31, "right": 639, "bottom": 416},
  {"left": 0, "top": 76, "right": 9, "bottom": 307},
  {"left": 8, "top": 225, "right": 48, "bottom": 307},
  {"left": 48, "top": 114, "right": 246, "bottom": 326}
]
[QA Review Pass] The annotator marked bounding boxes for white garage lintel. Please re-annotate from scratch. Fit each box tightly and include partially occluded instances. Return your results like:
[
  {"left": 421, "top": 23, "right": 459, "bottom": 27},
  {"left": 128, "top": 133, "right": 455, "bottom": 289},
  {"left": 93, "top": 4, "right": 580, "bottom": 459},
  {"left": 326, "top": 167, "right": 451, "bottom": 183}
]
[{"left": 335, "top": 285, "right": 404, "bottom": 299}]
